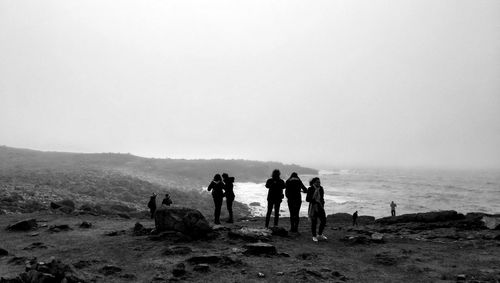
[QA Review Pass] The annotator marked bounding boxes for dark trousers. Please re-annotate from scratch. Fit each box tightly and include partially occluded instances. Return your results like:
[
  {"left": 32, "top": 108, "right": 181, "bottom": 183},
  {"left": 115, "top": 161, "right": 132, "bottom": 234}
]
[
  {"left": 265, "top": 200, "right": 281, "bottom": 228},
  {"left": 226, "top": 196, "right": 234, "bottom": 222},
  {"left": 213, "top": 197, "right": 223, "bottom": 224},
  {"left": 149, "top": 208, "right": 156, "bottom": 219},
  {"left": 391, "top": 209, "right": 396, "bottom": 217},
  {"left": 352, "top": 218, "right": 358, "bottom": 226},
  {"left": 311, "top": 209, "right": 326, "bottom": 237},
  {"left": 287, "top": 200, "right": 301, "bottom": 232}
]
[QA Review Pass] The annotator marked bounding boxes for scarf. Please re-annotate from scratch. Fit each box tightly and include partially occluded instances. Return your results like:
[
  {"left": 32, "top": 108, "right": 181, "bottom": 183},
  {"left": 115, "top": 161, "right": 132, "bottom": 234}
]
[{"left": 308, "top": 186, "right": 323, "bottom": 219}]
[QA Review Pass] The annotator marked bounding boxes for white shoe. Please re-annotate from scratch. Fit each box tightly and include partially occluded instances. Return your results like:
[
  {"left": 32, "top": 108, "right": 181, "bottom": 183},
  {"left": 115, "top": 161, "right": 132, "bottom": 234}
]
[
  {"left": 312, "top": 236, "right": 318, "bottom": 242},
  {"left": 317, "top": 234, "right": 327, "bottom": 240}
]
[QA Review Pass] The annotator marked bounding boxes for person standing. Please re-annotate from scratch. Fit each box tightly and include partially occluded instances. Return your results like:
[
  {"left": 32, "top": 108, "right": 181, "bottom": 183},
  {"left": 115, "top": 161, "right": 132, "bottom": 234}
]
[
  {"left": 208, "top": 174, "right": 225, "bottom": 224},
  {"left": 147, "top": 193, "right": 157, "bottom": 219},
  {"left": 352, "top": 210, "right": 358, "bottom": 226},
  {"left": 285, "top": 172, "right": 307, "bottom": 232},
  {"left": 390, "top": 201, "right": 397, "bottom": 217},
  {"left": 222, "top": 173, "right": 235, "bottom": 223},
  {"left": 306, "top": 177, "right": 327, "bottom": 242},
  {"left": 265, "top": 169, "right": 286, "bottom": 228},
  {"left": 162, "top": 193, "right": 172, "bottom": 206}
]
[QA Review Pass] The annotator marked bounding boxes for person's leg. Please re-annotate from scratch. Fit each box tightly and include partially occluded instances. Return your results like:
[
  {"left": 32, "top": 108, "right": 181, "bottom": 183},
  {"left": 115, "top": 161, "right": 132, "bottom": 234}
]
[
  {"left": 287, "top": 201, "right": 294, "bottom": 231},
  {"left": 318, "top": 211, "right": 327, "bottom": 236},
  {"left": 391, "top": 210, "right": 395, "bottom": 217},
  {"left": 274, "top": 201, "right": 281, "bottom": 227},
  {"left": 295, "top": 201, "right": 302, "bottom": 232},
  {"left": 311, "top": 216, "right": 318, "bottom": 237},
  {"left": 265, "top": 201, "right": 273, "bottom": 228},
  {"left": 214, "top": 198, "right": 222, "bottom": 224},
  {"left": 226, "top": 197, "right": 234, "bottom": 223}
]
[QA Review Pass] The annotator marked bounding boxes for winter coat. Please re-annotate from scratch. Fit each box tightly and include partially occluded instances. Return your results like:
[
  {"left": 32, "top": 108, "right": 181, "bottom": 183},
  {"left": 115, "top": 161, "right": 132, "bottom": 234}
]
[
  {"left": 285, "top": 177, "right": 307, "bottom": 202},
  {"left": 265, "top": 178, "right": 285, "bottom": 202}
]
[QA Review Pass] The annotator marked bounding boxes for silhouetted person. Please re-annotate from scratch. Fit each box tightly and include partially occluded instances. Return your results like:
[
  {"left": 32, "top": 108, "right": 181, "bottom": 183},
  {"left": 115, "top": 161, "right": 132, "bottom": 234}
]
[
  {"left": 162, "top": 193, "right": 172, "bottom": 206},
  {"left": 147, "top": 193, "right": 157, "bottom": 219},
  {"left": 306, "top": 177, "right": 327, "bottom": 242},
  {"left": 285, "top": 172, "right": 307, "bottom": 232},
  {"left": 352, "top": 210, "right": 358, "bottom": 226},
  {"left": 265, "top": 169, "right": 285, "bottom": 228},
  {"left": 390, "top": 201, "right": 397, "bottom": 217},
  {"left": 222, "top": 173, "right": 235, "bottom": 223},
  {"left": 208, "top": 174, "right": 224, "bottom": 224}
]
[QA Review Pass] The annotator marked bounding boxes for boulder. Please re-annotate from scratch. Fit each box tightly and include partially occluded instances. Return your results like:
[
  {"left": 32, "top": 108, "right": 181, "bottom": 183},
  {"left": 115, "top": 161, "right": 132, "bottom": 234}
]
[
  {"left": 50, "top": 200, "right": 75, "bottom": 213},
  {"left": 371, "top": 232, "right": 386, "bottom": 243},
  {"left": 0, "top": 248, "right": 8, "bottom": 257},
  {"left": 133, "top": 222, "right": 152, "bottom": 236},
  {"left": 99, "top": 265, "right": 122, "bottom": 276},
  {"left": 49, "top": 224, "right": 72, "bottom": 233},
  {"left": 243, "top": 242, "right": 277, "bottom": 256},
  {"left": 228, "top": 227, "right": 271, "bottom": 242},
  {"left": 376, "top": 211, "right": 464, "bottom": 225},
  {"left": 19, "top": 258, "right": 86, "bottom": 283},
  {"left": 6, "top": 219, "right": 37, "bottom": 231},
  {"left": 482, "top": 216, "right": 500, "bottom": 230},
  {"left": 172, "top": 263, "right": 186, "bottom": 277},
  {"left": 80, "top": 221, "right": 92, "bottom": 228},
  {"left": 270, "top": 226, "right": 288, "bottom": 237},
  {"left": 154, "top": 207, "right": 212, "bottom": 239}
]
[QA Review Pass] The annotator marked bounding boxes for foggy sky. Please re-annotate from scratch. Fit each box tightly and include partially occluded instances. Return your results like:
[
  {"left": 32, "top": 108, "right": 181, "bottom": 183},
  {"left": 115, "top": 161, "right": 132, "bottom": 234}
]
[{"left": 1, "top": 1, "right": 499, "bottom": 169}]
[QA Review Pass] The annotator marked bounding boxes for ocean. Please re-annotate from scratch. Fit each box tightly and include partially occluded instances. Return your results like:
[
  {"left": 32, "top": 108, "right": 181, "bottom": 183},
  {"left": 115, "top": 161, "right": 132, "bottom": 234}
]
[{"left": 229, "top": 168, "right": 500, "bottom": 218}]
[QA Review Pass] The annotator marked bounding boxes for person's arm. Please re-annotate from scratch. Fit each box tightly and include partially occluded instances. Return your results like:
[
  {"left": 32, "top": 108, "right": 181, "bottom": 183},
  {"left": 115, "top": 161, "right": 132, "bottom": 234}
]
[
  {"left": 265, "top": 179, "right": 271, "bottom": 189},
  {"left": 306, "top": 187, "right": 314, "bottom": 202},
  {"left": 300, "top": 181, "right": 307, "bottom": 193},
  {"left": 207, "top": 182, "right": 213, "bottom": 191}
]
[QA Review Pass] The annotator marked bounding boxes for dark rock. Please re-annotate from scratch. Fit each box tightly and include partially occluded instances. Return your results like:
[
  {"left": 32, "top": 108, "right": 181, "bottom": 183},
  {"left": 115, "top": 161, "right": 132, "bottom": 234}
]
[
  {"left": 269, "top": 226, "right": 288, "bottom": 237},
  {"left": 296, "top": 253, "right": 318, "bottom": 260},
  {"left": 8, "top": 256, "right": 31, "bottom": 265},
  {"left": 58, "top": 206, "right": 74, "bottom": 214},
  {"left": 80, "top": 221, "right": 92, "bottom": 228},
  {"left": 73, "top": 260, "right": 99, "bottom": 269},
  {"left": 341, "top": 235, "right": 370, "bottom": 245},
  {"left": 0, "top": 276, "right": 23, "bottom": 283},
  {"left": 154, "top": 207, "right": 212, "bottom": 239},
  {"left": 19, "top": 270, "right": 56, "bottom": 283},
  {"left": 49, "top": 224, "right": 72, "bottom": 233},
  {"left": 186, "top": 255, "right": 241, "bottom": 266},
  {"left": 376, "top": 210, "right": 464, "bottom": 225},
  {"left": 23, "top": 242, "right": 47, "bottom": 251},
  {"left": 193, "top": 264, "right": 210, "bottom": 272},
  {"left": 228, "top": 227, "right": 271, "bottom": 242},
  {"left": 133, "top": 222, "right": 152, "bottom": 236},
  {"left": 6, "top": 219, "right": 37, "bottom": 231},
  {"left": 117, "top": 213, "right": 131, "bottom": 219},
  {"left": 105, "top": 230, "right": 126, "bottom": 236},
  {"left": 51, "top": 200, "right": 75, "bottom": 214},
  {"left": 99, "top": 265, "right": 122, "bottom": 276},
  {"left": 249, "top": 202, "right": 260, "bottom": 206},
  {"left": 294, "top": 268, "right": 325, "bottom": 279},
  {"left": 0, "top": 248, "right": 8, "bottom": 257},
  {"left": 163, "top": 246, "right": 192, "bottom": 255},
  {"left": 172, "top": 263, "right": 186, "bottom": 277},
  {"left": 243, "top": 242, "right": 277, "bottom": 256}
]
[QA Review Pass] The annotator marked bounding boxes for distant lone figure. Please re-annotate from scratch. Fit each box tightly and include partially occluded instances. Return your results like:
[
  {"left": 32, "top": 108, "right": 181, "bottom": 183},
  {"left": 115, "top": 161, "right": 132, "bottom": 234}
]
[
  {"left": 147, "top": 193, "right": 157, "bottom": 219},
  {"left": 222, "top": 173, "right": 235, "bottom": 223},
  {"left": 285, "top": 172, "right": 307, "bottom": 232},
  {"left": 352, "top": 211, "right": 358, "bottom": 226},
  {"left": 390, "top": 201, "right": 397, "bottom": 217},
  {"left": 162, "top": 193, "right": 172, "bottom": 207},
  {"left": 265, "top": 169, "right": 286, "bottom": 228},
  {"left": 208, "top": 174, "right": 225, "bottom": 225},
  {"left": 306, "top": 177, "right": 327, "bottom": 242}
]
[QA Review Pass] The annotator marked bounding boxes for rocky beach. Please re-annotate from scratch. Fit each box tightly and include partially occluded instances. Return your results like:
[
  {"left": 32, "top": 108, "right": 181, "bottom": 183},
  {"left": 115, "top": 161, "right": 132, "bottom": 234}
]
[{"left": 1, "top": 206, "right": 499, "bottom": 283}]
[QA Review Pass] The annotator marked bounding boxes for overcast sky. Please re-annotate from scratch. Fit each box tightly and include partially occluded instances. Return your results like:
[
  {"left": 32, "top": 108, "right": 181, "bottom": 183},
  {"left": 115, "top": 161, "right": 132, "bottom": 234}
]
[{"left": 1, "top": 1, "right": 499, "bottom": 169}]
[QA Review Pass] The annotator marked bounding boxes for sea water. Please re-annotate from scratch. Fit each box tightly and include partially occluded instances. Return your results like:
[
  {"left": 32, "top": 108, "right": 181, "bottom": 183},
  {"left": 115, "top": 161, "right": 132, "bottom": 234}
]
[{"left": 228, "top": 168, "right": 500, "bottom": 218}]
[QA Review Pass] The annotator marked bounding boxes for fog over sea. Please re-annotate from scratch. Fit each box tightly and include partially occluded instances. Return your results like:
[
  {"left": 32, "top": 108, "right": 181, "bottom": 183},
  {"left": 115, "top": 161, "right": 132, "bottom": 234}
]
[{"left": 226, "top": 169, "right": 500, "bottom": 219}]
